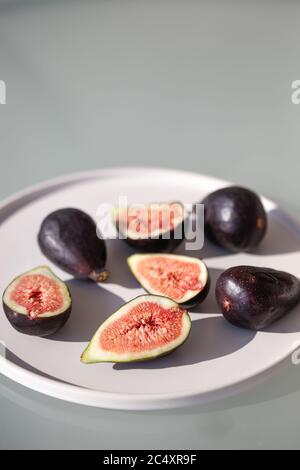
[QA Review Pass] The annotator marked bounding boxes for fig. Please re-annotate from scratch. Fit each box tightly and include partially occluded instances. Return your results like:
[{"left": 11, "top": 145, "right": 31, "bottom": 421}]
[
  {"left": 127, "top": 253, "right": 210, "bottom": 308},
  {"left": 216, "top": 265, "right": 300, "bottom": 330},
  {"left": 202, "top": 186, "right": 267, "bottom": 252},
  {"left": 2, "top": 266, "right": 72, "bottom": 337},
  {"left": 38, "top": 208, "right": 109, "bottom": 282},
  {"left": 81, "top": 295, "right": 191, "bottom": 363},
  {"left": 114, "top": 202, "right": 188, "bottom": 253}
]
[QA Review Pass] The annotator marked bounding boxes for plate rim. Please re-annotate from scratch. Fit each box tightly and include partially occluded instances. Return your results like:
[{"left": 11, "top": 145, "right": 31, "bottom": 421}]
[{"left": 0, "top": 166, "right": 299, "bottom": 410}]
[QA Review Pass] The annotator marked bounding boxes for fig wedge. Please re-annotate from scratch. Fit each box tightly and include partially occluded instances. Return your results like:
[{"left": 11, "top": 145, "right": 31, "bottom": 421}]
[
  {"left": 114, "top": 202, "right": 188, "bottom": 253},
  {"left": 81, "top": 295, "right": 191, "bottom": 363},
  {"left": 128, "top": 253, "right": 210, "bottom": 308}
]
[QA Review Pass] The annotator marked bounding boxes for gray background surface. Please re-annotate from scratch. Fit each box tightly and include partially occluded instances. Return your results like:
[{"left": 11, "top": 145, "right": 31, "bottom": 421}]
[{"left": 0, "top": 0, "right": 300, "bottom": 449}]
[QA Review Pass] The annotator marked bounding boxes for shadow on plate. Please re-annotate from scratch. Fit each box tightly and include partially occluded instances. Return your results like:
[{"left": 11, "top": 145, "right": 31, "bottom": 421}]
[
  {"left": 5, "top": 348, "right": 73, "bottom": 385},
  {"left": 105, "top": 239, "right": 139, "bottom": 289},
  {"left": 191, "top": 267, "right": 223, "bottom": 314},
  {"left": 250, "top": 208, "right": 300, "bottom": 256},
  {"left": 263, "top": 304, "right": 300, "bottom": 334},
  {"left": 113, "top": 316, "right": 256, "bottom": 370},
  {"left": 175, "top": 237, "right": 230, "bottom": 260},
  {"left": 48, "top": 279, "right": 124, "bottom": 342}
]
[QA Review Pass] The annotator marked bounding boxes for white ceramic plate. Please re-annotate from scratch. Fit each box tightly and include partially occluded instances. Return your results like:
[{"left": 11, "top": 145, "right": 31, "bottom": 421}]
[{"left": 0, "top": 167, "right": 300, "bottom": 410}]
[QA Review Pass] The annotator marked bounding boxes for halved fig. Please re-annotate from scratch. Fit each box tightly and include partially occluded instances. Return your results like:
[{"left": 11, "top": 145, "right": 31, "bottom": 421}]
[
  {"left": 2, "top": 266, "right": 72, "bottom": 337},
  {"left": 114, "top": 202, "right": 188, "bottom": 253},
  {"left": 38, "top": 208, "right": 109, "bottom": 282},
  {"left": 81, "top": 295, "right": 191, "bottom": 363},
  {"left": 127, "top": 253, "right": 210, "bottom": 308}
]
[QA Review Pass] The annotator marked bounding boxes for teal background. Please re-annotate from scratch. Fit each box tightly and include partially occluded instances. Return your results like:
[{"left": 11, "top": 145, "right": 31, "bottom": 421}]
[{"left": 1, "top": 0, "right": 300, "bottom": 449}]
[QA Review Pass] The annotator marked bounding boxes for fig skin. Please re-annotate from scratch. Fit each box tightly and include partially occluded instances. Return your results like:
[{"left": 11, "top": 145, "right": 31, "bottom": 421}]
[
  {"left": 38, "top": 208, "right": 109, "bottom": 282},
  {"left": 122, "top": 235, "right": 184, "bottom": 254},
  {"left": 3, "top": 303, "right": 71, "bottom": 337},
  {"left": 216, "top": 266, "right": 300, "bottom": 330},
  {"left": 202, "top": 186, "right": 267, "bottom": 252}
]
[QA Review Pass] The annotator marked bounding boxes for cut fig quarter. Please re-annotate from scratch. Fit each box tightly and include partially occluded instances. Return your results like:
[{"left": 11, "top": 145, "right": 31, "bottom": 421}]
[
  {"left": 216, "top": 266, "right": 300, "bottom": 330},
  {"left": 2, "top": 266, "right": 72, "bottom": 337},
  {"left": 114, "top": 202, "right": 188, "bottom": 253},
  {"left": 81, "top": 295, "right": 191, "bottom": 364},
  {"left": 38, "top": 208, "right": 109, "bottom": 282},
  {"left": 127, "top": 253, "right": 210, "bottom": 308}
]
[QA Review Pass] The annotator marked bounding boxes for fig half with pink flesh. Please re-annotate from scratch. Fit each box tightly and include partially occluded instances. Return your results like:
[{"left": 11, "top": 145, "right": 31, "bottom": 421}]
[
  {"left": 2, "top": 266, "right": 72, "bottom": 337},
  {"left": 114, "top": 202, "right": 188, "bottom": 253},
  {"left": 81, "top": 295, "right": 191, "bottom": 363},
  {"left": 127, "top": 254, "right": 210, "bottom": 308}
]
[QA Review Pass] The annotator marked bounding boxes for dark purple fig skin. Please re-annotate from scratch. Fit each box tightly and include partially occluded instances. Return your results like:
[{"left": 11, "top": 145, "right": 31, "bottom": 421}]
[
  {"left": 122, "top": 234, "right": 184, "bottom": 253},
  {"left": 3, "top": 302, "right": 72, "bottom": 337},
  {"left": 202, "top": 186, "right": 267, "bottom": 253},
  {"left": 216, "top": 266, "right": 300, "bottom": 330},
  {"left": 38, "top": 208, "right": 109, "bottom": 282}
]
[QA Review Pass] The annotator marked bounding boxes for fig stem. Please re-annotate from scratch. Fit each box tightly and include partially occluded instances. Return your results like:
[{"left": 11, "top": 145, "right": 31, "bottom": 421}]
[{"left": 89, "top": 269, "right": 110, "bottom": 283}]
